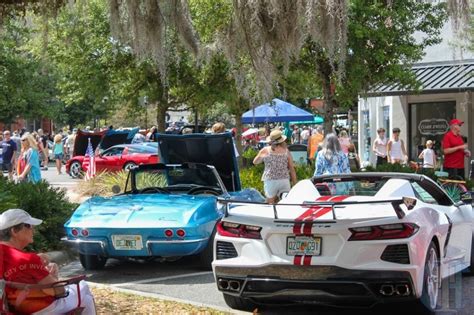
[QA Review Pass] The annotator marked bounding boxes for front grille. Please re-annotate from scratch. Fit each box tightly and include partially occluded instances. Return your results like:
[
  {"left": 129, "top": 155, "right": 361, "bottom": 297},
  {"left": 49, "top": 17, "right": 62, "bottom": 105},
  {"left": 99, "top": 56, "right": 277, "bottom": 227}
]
[
  {"left": 381, "top": 244, "right": 410, "bottom": 264},
  {"left": 216, "top": 241, "right": 238, "bottom": 260}
]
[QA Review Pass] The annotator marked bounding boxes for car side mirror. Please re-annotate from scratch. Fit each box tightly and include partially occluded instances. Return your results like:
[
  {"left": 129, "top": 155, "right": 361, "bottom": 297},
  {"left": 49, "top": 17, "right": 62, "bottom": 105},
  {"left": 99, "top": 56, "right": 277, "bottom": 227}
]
[{"left": 461, "top": 192, "right": 473, "bottom": 205}]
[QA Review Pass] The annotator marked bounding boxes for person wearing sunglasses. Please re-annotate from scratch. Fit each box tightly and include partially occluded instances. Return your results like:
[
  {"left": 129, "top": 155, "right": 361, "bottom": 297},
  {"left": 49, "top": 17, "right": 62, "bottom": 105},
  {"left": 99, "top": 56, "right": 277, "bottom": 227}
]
[
  {"left": 17, "top": 134, "right": 42, "bottom": 183},
  {"left": 0, "top": 209, "right": 96, "bottom": 314}
]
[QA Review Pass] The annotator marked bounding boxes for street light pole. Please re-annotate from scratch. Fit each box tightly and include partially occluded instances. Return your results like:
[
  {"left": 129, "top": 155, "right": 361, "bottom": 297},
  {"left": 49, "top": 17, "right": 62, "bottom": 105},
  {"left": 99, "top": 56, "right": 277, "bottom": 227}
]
[{"left": 144, "top": 96, "right": 149, "bottom": 130}]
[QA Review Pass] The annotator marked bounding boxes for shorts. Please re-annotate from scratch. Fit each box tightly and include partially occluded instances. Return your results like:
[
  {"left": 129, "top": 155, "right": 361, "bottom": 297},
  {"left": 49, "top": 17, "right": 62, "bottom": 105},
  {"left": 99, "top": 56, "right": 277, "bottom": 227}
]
[
  {"left": 263, "top": 179, "right": 291, "bottom": 198},
  {"left": 54, "top": 153, "right": 64, "bottom": 160},
  {"left": 1, "top": 162, "right": 13, "bottom": 172}
]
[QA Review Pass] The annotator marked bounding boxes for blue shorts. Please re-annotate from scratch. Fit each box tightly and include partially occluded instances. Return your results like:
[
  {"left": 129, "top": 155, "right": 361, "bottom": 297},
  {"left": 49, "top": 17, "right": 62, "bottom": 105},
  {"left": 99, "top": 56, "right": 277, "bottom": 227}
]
[{"left": 54, "top": 153, "right": 64, "bottom": 160}]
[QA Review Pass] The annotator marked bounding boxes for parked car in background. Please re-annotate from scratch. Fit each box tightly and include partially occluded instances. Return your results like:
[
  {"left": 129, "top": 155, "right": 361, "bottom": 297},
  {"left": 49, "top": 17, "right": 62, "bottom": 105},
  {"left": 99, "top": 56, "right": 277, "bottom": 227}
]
[
  {"left": 63, "top": 133, "right": 263, "bottom": 270},
  {"left": 66, "top": 143, "right": 159, "bottom": 178},
  {"left": 213, "top": 173, "right": 474, "bottom": 312}
]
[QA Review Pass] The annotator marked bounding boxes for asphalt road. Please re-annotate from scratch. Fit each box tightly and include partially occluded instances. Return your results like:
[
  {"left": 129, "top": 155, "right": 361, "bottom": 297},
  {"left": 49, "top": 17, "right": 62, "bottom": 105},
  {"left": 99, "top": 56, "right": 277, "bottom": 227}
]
[
  {"left": 8, "top": 167, "right": 474, "bottom": 314},
  {"left": 57, "top": 256, "right": 474, "bottom": 315}
]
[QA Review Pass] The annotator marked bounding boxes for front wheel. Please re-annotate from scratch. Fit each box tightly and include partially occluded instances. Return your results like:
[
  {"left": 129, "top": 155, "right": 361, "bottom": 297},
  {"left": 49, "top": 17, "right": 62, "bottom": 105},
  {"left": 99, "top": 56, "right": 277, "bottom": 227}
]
[
  {"left": 79, "top": 254, "right": 107, "bottom": 270},
  {"left": 419, "top": 242, "right": 440, "bottom": 312},
  {"left": 69, "top": 161, "right": 82, "bottom": 178},
  {"left": 223, "top": 294, "right": 257, "bottom": 312}
]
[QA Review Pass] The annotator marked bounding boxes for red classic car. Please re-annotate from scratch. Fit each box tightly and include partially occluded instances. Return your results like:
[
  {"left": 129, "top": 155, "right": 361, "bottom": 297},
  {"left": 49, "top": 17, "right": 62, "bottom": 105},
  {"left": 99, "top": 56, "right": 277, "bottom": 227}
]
[{"left": 66, "top": 143, "right": 159, "bottom": 178}]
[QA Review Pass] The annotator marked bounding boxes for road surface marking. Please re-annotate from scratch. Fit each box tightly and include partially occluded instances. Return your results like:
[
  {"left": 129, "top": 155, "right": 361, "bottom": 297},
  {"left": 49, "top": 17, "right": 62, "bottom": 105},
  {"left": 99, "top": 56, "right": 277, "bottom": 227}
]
[{"left": 111, "top": 271, "right": 213, "bottom": 287}]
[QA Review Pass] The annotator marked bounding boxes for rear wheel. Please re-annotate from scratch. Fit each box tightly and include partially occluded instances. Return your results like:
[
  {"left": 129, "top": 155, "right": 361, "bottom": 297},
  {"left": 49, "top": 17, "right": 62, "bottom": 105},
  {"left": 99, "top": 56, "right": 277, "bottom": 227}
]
[
  {"left": 419, "top": 242, "right": 440, "bottom": 312},
  {"left": 79, "top": 254, "right": 107, "bottom": 270},
  {"left": 463, "top": 234, "right": 474, "bottom": 276},
  {"left": 198, "top": 229, "right": 216, "bottom": 270},
  {"left": 123, "top": 162, "right": 137, "bottom": 171},
  {"left": 223, "top": 294, "right": 257, "bottom": 312}
]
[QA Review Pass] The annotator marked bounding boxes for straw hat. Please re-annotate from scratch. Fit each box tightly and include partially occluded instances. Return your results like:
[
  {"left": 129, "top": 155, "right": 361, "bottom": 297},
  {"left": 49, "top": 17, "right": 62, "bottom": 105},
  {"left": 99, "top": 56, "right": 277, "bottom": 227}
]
[{"left": 266, "top": 130, "right": 287, "bottom": 144}]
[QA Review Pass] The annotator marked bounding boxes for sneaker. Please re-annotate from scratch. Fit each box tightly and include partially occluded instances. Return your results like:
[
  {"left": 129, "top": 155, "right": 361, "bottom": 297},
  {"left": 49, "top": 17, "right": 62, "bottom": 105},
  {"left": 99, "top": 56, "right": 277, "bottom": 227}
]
[{"left": 42, "top": 167, "right": 48, "bottom": 171}]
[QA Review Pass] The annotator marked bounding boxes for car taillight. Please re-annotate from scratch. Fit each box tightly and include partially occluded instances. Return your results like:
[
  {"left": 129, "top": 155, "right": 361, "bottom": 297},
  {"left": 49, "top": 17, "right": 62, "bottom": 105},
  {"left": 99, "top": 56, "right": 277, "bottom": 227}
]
[
  {"left": 71, "top": 228, "right": 79, "bottom": 237},
  {"left": 348, "top": 223, "right": 419, "bottom": 241},
  {"left": 176, "top": 229, "right": 186, "bottom": 238},
  {"left": 216, "top": 221, "right": 262, "bottom": 239},
  {"left": 81, "top": 229, "right": 89, "bottom": 237},
  {"left": 164, "top": 229, "right": 173, "bottom": 238}
]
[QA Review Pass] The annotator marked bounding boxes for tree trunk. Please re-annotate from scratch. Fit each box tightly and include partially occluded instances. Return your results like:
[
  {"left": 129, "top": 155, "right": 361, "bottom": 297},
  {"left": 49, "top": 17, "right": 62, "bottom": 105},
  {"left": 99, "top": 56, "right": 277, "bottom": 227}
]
[
  {"left": 321, "top": 76, "right": 335, "bottom": 135},
  {"left": 156, "top": 84, "right": 169, "bottom": 133},
  {"left": 234, "top": 109, "right": 244, "bottom": 168}
]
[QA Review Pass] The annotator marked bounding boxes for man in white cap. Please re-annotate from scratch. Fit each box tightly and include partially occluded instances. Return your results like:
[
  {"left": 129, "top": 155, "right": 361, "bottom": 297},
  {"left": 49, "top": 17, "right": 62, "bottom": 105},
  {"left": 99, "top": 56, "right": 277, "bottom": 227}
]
[{"left": 0, "top": 209, "right": 96, "bottom": 314}]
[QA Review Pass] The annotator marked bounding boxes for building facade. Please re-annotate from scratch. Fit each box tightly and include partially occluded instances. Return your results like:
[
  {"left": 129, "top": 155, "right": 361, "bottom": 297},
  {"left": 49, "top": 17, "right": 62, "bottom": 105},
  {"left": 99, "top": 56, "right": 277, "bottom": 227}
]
[{"left": 358, "top": 21, "right": 473, "bottom": 176}]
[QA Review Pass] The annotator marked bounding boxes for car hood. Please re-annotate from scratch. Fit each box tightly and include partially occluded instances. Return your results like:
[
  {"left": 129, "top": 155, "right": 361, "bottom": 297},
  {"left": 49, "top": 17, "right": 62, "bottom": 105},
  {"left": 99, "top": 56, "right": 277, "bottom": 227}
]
[
  {"left": 156, "top": 133, "right": 241, "bottom": 192},
  {"left": 73, "top": 130, "right": 105, "bottom": 157},
  {"left": 65, "top": 194, "right": 218, "bottom": 228},
  {"left": 100, "top": 128, "right": 138, "bottom": 151},
  {"left": 72, "top": 128, "right": 139, "bottom": 156}
]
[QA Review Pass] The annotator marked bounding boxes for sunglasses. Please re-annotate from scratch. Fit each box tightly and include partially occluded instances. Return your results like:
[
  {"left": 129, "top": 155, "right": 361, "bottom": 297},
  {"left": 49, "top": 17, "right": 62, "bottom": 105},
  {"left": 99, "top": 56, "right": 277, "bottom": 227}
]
[
  {"left": 22, "top": 223, "right": 33, "bottom": 229},
  {"left": 21, "top": 139, "right": 27, "bottom": 142}
]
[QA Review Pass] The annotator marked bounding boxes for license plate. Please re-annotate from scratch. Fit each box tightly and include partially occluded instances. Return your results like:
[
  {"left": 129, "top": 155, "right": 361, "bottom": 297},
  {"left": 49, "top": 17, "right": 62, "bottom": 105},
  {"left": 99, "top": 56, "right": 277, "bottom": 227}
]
[
  {"left": 286, "top": 236, "right": 322, "bottom": 256},
  {"left": 112, "top": 235, "right": 143, "bottom": 250}
]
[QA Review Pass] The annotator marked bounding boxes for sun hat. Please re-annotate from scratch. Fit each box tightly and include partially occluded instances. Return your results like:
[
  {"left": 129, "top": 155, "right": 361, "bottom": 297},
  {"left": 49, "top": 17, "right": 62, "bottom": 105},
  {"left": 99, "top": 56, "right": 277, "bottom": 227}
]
[
  {"left": 266, "top": 130, "right": 287, "bottom": 144},
  {"left": 0, "top": 209, "right": 43, "bottom": 230},
  {"left": 449, "top": 119, "right": 463, "bottom": 126}
]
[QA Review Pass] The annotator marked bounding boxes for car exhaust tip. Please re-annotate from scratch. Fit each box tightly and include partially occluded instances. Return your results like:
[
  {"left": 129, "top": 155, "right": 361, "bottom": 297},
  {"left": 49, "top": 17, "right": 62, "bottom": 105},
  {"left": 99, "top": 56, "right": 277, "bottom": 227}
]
[
  {"left": 229, "top": 280, "right": 241, "bottom": 292},
  {"left": 380, "top": 284, "right": 395, "bottom": 296},
  {"left": 395, "top": 284, "right": 411, "bottom": 296},
  {"left": 218, "top": 279, "right": 229, "bottom": 290}
]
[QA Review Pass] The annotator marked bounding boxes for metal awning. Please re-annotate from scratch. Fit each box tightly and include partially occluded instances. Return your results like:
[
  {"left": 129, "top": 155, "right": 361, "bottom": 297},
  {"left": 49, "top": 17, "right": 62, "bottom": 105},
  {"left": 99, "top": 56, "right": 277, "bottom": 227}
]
[{"left": 367, "top": 61, "right": 474, "bottom": 96}]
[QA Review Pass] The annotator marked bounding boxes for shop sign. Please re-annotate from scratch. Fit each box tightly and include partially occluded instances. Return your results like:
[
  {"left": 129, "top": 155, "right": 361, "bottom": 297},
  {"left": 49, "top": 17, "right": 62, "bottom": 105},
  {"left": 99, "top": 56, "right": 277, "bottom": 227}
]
[{"left": 418, "top": 119, "right": 449, "bottom": 135}]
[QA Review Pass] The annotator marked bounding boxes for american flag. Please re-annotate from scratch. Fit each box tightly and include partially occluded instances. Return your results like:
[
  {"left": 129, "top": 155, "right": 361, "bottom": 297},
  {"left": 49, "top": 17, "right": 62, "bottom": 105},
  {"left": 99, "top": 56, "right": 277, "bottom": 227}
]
[{"left": 83, "top": 138, "right": 96, "bottom": 180}]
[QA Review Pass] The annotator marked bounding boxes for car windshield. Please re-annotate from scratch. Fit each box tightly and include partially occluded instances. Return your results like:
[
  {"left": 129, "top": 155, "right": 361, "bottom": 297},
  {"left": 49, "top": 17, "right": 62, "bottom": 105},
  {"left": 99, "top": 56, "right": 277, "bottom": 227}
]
[
  {"left": 131, "top": 164, "right": 222, "bottom": 192},
  {"left": 314, "top": 179, "right": 388, "bottom": 196}
]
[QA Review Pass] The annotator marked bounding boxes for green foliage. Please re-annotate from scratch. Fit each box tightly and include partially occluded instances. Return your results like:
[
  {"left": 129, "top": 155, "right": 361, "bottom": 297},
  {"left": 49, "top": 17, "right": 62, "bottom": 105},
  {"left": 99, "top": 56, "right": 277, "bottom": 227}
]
[
  {"left": 241, "top": 148, "right": 258, "bottom": 161},
  {"left": 0, "top": 18, "right": 59, "bottom": 124},
  {"left": 0, "top": 177, "right": 75, "bottom": 251}
]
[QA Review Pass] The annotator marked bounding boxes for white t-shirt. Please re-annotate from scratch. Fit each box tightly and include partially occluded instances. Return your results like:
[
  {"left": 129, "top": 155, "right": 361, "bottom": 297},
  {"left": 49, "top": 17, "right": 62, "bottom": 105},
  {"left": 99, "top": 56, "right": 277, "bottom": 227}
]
[
  {"left": 300, "top": 130, "right": 310, "bottom": 141},
  {"left": 421, "top": 148, "right": 435, "bottom": 168},
  {"left": 373, "top": 137, "right": 387, "bottom": 157},
  {"left": 390, "top": 139, "right": 403, "bottom": 160}
]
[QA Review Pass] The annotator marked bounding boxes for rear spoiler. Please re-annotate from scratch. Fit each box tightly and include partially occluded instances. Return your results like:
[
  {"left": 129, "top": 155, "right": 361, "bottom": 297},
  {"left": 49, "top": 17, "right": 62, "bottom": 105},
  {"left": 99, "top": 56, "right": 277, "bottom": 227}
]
[{"left": 217, "top": 197, "right": 417, "bottom": 220}]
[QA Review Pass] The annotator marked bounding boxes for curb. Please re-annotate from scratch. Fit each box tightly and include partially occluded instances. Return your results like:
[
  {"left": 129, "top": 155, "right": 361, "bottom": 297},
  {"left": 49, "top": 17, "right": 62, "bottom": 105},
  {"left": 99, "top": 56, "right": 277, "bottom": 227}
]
[{"left": 86, "top": 281, "right": 249, "bottom": 315}]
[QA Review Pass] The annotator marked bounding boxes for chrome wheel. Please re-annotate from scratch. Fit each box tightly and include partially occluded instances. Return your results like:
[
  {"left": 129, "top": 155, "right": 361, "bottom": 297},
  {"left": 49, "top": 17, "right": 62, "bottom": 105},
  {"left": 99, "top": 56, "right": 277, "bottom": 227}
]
[
  {"left": 70, "top": 161, "right": 81, "bottom": 178},
  {"left": 124, "top": 162, "right": 137, "bottom": 171},
  {"left": 426, "top": 247, "right": 439, "bottom": 309}
]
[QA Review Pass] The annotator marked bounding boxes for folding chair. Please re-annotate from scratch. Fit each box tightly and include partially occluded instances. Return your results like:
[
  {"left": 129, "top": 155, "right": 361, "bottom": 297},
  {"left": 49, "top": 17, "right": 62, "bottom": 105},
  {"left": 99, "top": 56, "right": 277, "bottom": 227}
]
[{"left": 1, "top": 275, "right": 87, "bottom": 315}]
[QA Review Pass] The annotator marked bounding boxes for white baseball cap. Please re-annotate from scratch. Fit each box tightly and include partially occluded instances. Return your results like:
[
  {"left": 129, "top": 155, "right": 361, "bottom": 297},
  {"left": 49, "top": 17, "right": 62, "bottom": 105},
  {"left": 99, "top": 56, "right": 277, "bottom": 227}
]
[{"left": 0, "top": 209, "right": 43, "bottom": 230}]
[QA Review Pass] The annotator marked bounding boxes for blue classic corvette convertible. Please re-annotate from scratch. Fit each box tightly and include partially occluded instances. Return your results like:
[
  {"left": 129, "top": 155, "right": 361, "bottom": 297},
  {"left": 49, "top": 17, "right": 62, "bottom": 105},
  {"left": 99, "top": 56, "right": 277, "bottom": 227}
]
[{"left": 63, "top": 133, "right": 263, "bottom": 270}]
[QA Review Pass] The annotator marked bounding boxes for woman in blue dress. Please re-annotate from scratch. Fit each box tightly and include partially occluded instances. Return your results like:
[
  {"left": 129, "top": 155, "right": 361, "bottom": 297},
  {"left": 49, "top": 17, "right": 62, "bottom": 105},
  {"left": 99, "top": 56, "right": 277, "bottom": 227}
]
[
  {"left": 314, "top": 133, "right": 351, "bottom": 176},
  {"left": 17, "top": 134, "right": 42, "bottom": 183}
]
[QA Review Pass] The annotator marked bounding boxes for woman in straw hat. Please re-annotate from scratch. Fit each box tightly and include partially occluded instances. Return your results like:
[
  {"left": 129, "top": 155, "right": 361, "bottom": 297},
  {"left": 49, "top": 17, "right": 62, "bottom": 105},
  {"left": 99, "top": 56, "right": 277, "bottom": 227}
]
[{"left": 253, "top": 130, "right": 297, "bottom": 203}]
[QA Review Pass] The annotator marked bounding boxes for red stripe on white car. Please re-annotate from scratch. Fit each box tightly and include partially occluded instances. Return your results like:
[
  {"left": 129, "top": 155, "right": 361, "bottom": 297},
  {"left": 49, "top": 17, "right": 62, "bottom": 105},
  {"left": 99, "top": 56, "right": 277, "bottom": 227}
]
[
  {"left": 293, "top": 196, "right": 332, "bottom": 235},
  {"left": 292, "top": 195, "right": 350, "bottom": 265}
]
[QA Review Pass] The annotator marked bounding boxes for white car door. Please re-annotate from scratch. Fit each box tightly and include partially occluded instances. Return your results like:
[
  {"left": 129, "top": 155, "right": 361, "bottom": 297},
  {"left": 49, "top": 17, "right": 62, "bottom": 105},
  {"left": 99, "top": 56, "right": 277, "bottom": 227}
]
[{"left": 412, "top": 181, "right": 472, "bottom": 273}]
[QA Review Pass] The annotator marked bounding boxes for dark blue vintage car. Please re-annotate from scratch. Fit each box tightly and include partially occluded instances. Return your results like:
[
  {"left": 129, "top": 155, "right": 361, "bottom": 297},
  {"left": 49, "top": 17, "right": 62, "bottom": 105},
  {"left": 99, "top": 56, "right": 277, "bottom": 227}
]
[{"left": 63, "top": 133, "right": 263, "bottom": 270}]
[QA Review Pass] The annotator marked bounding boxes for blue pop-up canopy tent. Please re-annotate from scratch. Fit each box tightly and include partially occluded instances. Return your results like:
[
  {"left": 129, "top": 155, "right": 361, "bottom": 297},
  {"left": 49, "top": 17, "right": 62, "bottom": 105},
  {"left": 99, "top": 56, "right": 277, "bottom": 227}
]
[{"left": 242, "top": 98, "right": 314, "bottom": 123}]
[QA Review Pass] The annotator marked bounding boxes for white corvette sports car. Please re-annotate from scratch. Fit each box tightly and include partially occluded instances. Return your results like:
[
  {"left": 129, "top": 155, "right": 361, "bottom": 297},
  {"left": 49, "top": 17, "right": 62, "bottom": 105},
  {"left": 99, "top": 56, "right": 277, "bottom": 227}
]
[{"left": 213, "top": 173, "right": 474, "bottom": 312}]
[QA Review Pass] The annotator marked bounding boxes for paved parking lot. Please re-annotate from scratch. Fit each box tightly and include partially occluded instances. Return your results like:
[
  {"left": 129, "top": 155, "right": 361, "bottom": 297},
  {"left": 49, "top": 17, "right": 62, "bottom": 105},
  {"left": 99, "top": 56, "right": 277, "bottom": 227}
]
[{"left": 58, "top": 256, "right": 474, "bottom": 315}]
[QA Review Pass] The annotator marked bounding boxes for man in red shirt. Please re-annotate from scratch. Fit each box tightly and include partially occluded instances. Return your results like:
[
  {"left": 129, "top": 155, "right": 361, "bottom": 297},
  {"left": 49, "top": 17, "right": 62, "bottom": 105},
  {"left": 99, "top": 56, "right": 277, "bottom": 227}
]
[
  {"left": 0, "top": 209, "right": 96, "bottom": 314},
  {"left": 442, "top": 119, "right": 471, "bottom": 179}
]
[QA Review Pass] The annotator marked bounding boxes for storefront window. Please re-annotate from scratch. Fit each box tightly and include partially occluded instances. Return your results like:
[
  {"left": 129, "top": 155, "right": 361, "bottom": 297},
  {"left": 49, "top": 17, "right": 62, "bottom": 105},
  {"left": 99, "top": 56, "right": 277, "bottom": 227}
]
[{"left": 409, "top": 101, "right": 456, "bottom": 161}]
